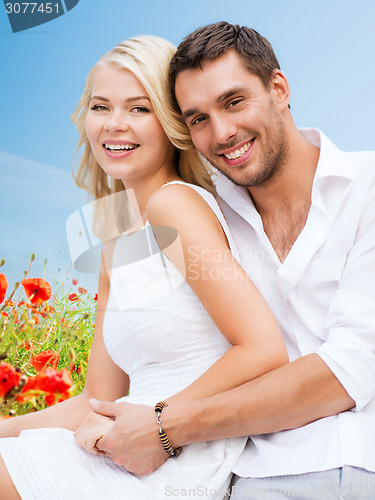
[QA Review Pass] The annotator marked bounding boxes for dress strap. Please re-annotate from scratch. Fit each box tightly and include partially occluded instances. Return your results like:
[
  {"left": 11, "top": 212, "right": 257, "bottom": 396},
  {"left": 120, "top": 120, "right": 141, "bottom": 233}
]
[{"left": 161, "top": 180, "right": 240, "bottom": 261}]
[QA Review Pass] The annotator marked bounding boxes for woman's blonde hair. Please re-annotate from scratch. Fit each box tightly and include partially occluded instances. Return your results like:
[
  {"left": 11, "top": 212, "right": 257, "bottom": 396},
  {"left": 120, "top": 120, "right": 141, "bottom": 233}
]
[{"left": 72, "top": 35, "right": 215, "bottom": 204}]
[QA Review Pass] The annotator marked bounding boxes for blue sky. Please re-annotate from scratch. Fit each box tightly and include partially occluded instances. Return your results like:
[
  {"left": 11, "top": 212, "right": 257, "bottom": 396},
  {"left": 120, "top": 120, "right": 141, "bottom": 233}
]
[{"left": 1, "top": 0, "right": 374, "bottom": 292}]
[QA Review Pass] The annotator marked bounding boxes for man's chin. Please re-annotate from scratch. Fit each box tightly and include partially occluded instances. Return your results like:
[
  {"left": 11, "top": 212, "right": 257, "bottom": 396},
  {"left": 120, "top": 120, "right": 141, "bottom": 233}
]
[{"left": 215, "top": 167, "right": 248, "bottom": 187}]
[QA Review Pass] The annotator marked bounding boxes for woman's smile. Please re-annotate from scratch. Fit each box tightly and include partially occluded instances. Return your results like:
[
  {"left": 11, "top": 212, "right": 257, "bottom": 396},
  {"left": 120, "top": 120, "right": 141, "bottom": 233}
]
[{"left": 85, "top": 64, "right": 175, "bottom": 185}]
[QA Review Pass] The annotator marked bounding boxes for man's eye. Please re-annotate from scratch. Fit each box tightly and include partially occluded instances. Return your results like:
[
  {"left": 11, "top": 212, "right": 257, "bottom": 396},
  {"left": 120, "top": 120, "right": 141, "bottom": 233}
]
[
  {"left": 227, "top": 99, "right": 242, "bottom": 108},
  {"left": 191, "top": 115, "right": 207, "bottom": 126}
]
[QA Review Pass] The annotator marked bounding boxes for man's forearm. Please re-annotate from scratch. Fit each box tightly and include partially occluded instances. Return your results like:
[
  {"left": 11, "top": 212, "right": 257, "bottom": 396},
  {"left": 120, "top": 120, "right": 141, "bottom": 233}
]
[{"left": 164, "top": 353, "right": 355, "bottom": 447}]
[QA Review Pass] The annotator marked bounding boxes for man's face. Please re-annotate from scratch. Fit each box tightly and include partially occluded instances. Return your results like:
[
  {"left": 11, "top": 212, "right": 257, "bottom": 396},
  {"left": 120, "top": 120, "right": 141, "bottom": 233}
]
[{"left": 175, "top": 50, "right": 289, "bottom": 188}]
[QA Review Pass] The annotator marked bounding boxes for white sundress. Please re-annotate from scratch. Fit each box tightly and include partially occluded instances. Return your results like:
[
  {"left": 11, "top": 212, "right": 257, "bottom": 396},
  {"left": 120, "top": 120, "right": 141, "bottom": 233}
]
[{"left": 0, "top": 181, "right": 247, "bottom": 500}]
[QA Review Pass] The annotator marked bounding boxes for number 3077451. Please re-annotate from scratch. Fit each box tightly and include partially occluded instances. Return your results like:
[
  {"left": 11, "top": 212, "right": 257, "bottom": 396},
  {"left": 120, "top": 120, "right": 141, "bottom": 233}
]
[{"left": 5, "top": 3, "right": 60, "bottom": 14}]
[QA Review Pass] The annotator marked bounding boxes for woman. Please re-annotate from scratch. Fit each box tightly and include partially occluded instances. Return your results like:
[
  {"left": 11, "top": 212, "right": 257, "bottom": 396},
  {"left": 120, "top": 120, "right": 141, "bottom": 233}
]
[{"left": 0, "top": 35, "right": 288, "bottom": 500}]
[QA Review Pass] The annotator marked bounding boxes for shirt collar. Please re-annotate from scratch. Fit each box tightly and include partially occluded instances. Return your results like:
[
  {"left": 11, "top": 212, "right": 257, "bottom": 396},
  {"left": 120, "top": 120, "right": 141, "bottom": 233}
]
[
  {"left": 215, "top": 174, "right": 264, "bottom": 230},
  {"left": 299, "top": 128, "right": 356, "bottom": 181},
  {"left": 215, "top": 128, "right": 356, "bottom": 218}
]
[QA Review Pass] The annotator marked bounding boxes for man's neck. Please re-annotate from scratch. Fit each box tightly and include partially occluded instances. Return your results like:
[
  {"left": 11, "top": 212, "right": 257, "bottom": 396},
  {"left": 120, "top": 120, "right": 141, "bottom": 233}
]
[{"left": 249, "top": 129, "right": 320, "bottom": 262}]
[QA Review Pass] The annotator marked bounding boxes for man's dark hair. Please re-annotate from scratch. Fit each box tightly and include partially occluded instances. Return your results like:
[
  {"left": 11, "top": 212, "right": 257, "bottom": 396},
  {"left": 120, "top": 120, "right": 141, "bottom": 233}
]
[{"left": 169, "top": 21, "right": 281, "bottom": 108}]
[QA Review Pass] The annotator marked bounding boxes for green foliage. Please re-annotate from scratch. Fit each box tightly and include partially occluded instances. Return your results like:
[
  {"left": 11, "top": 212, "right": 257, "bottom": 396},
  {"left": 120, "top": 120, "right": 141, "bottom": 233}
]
[{"left": 0, "top": 260, "right": 96, "bottom": 417}]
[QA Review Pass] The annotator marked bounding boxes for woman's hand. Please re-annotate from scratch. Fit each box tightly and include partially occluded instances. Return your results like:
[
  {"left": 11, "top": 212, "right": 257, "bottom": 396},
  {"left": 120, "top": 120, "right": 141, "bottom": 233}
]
[
  {"left": 89, "top": 399, "right": 168, "bottom": 474},
  {"left": 74, "top": 410, "right": 115, "bottom": 456}
]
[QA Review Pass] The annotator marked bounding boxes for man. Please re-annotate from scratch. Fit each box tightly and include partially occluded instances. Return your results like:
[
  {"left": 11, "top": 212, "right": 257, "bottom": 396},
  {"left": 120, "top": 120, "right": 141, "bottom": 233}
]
[{"left": 91, "top": 22, "right": 375, "bottom": 498}]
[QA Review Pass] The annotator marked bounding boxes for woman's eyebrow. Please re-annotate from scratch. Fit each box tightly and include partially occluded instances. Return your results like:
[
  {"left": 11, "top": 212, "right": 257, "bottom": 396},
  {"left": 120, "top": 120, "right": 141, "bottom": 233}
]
[{"left": 89, "top": 96, "right": 151, "bottom": 102}]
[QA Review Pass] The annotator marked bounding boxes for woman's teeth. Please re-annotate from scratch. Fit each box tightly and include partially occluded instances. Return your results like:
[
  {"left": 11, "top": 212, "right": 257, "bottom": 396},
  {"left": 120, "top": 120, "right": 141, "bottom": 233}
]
[{"left": 104, "top": 144, "right": 138, "bottom": 151}]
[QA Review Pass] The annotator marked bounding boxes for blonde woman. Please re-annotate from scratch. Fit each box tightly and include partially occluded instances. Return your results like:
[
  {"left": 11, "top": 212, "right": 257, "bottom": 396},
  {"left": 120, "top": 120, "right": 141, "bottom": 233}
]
[{"left": 0, "top": 35, "right": 288, "bottom": 500}]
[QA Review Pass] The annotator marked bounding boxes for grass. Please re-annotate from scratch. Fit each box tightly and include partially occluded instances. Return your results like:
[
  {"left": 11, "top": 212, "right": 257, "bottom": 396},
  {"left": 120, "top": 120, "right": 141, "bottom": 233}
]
[{"left": 0, "top": 255, "right": 96, "bottom": 417}]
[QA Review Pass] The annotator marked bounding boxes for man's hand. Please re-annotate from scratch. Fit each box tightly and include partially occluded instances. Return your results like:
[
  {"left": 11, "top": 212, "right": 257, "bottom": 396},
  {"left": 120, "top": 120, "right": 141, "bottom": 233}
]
[
  {"left": 74, "top": 410, "right": 114, "bottom": 456},
  {"left": 89, "top": 399, "right": 169, "bottom": 475}
]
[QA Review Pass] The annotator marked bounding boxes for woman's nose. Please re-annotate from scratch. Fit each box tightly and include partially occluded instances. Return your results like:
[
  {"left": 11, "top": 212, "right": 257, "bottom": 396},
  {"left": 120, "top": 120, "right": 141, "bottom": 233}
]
[{"left": 104, "top": 112, "right": 130, "bottom": 133}]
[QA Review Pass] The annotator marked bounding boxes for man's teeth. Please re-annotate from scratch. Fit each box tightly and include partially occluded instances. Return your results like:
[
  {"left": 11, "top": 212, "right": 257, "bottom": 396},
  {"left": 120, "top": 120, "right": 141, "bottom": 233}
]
[
  {"left": 104, "top": 144, "right": 138, "bottom": 151},
  {"left": 224, "top": 140, "right": 253, "bottom": 160}
]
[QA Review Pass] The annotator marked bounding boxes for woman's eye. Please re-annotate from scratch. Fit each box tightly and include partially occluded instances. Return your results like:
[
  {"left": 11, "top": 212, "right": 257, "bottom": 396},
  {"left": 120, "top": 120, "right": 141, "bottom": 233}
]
[
  {"left": 132, "top": 106, "right": 150, "bottom": 113},
  {"left": 90, "top": 104, "right": 109, "bottom": 111}
]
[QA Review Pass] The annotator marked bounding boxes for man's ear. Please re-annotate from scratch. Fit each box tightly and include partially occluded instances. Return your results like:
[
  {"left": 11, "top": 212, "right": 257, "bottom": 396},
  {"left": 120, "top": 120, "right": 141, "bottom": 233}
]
[{"left": 271, "top": 70, "right": 290, "bottom": 111}]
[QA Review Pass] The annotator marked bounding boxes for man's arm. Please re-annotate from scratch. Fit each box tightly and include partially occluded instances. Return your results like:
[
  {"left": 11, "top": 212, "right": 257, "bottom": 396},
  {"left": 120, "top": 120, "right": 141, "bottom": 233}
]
[
  {"left": 93, "top": 166, "right": 375, "bottom": 474},
  {"left": 164, "top": 353, "right": 354, "bottom": 446},
  {"left": 91, "top": 353, "right": 354, "bottom": 474}
]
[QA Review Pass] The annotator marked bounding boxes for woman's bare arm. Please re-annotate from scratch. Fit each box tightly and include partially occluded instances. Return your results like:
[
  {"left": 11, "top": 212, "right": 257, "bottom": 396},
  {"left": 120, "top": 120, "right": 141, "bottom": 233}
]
[{"left": 146, "top": 184, "right": 289, "bottom": 405}]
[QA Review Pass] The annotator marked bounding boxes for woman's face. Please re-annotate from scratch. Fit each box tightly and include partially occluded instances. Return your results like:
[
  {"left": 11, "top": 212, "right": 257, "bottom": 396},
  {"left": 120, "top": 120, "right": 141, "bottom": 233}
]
[{"left": 85, "top": 64, "right": 175, "bottom": 186}]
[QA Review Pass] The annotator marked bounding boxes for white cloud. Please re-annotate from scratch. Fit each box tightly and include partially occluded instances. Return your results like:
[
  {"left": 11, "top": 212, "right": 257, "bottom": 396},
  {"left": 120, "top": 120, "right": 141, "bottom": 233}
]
[
  {"left": 0, "top": 150, "right": 93, "bottom": 288},
  {"left": 0, "top": 150, "right": 87, "bottom": 209}
]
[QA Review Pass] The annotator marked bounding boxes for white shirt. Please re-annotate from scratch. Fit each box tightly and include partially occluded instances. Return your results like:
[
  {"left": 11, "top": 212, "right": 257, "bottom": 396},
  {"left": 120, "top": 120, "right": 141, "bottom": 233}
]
[{"left": 215, "top": 129, "right": 375, "bottom": 477}]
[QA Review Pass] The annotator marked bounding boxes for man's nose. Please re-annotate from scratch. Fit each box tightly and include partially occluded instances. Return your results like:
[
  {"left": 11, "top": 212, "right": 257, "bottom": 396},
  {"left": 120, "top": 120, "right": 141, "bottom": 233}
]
[{"left": 211, "top": 115, "right": 237, "bottom": 145}]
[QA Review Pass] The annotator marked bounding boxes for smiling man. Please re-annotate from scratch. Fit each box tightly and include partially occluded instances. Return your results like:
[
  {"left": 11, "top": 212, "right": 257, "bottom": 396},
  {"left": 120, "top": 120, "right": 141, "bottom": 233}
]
[{"left": 91, "top": 22, "right": 375, "bottom": 499}]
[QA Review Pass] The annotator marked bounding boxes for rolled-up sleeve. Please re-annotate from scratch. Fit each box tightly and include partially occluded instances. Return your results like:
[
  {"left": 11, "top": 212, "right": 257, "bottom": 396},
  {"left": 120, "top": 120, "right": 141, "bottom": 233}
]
[{"left": 315, "top": 174, "right": 375, "bottom": 411}]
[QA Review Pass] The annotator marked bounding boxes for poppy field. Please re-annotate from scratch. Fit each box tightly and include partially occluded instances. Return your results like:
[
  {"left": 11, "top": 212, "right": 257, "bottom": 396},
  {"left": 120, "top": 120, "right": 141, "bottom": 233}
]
[{"left": 0, "top": 255, "right": 96, "bottom": 418}]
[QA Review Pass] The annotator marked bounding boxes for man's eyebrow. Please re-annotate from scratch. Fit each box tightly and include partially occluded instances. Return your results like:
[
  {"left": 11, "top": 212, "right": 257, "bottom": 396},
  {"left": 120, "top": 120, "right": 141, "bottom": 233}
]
[
  {"left": 181, "top": 87, "right": 247, "bottom": 122},
  {"left": 181, "top": 108, "right": 198, "bottom": 122},
  {"left": 217, "top": 87, "right": 247, "bottom": 103}
]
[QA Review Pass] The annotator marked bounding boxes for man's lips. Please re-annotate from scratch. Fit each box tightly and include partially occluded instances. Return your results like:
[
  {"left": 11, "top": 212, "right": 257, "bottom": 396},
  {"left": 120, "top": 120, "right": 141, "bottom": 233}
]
[
  {"left": 220, "top": 139, "right": 255, "bottom": 159},
  {"left": 219, "top": 138, "right": 255, "bottom": 166}
]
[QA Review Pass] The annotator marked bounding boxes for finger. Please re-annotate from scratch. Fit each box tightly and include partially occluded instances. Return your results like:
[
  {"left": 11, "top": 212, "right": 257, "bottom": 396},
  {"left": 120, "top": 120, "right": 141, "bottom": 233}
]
[
  {"left": 93, "top": 437, "right": 109, "bottom": 456},
  {"left": 84, "top": 437, "right": 105, "bottom": 456},
  {"left": 94, "top": 432, "right": 111, "bottom": 454},
  {"left": 94, "top": 436, "right": 103, "bottom": 450},
  {"left": 75, "top": 435, "right": 97, "bottom": 455},
  {"left": 89, "top": 399, "right": 119, "bottom": 418}
]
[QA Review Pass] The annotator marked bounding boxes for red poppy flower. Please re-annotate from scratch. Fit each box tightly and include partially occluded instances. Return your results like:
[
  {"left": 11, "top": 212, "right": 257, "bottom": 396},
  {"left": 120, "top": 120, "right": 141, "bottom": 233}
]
[
  {"left": 78, "top": 287, "right": 87, "bottom": 294},
  {"left": 93, "top": 293, "right": 98, "bottom": 301},
  {"left": 17, "top": 369, "right": 72, "bottom": 405},
  {"left": 0, "top": 362, "right": 21, "bottom": 398},
  {"left": 35, "top": 368, "right": 72, "bottom": 394},
  {"left": 31, "top": 350, "right": 60, "bottom": 372},
  {"left": 22, "top": 278, "right": 51, "bottom": 305},
  {"left": 45, "top": 392, "right": 56, "bottom": 406},
  {"left": 21, "top": 341, "right": 33, "bottom": 351},
  {"left": 68, "top": 293, "right": 79, "bottom": 302},
  {"left": 16, "top": 376, "right": 37, "bottom": 403},
  {"left": 0, "top": 273, "right": 8, "bottom": 304},
  {"left": 45, "top": 390, "right": 70, "bottom": 406},
  {"left": 43, "top": 304, "right": 55, "bottom": 314},
  {"left": 72, "top": 279, "right": 79, "bottom": 285}
]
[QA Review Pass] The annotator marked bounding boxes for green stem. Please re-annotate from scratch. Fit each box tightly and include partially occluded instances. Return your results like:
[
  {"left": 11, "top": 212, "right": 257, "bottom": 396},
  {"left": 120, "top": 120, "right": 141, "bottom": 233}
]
[{"left": 0, "top": 258, "right": 34, "bottom": 312}]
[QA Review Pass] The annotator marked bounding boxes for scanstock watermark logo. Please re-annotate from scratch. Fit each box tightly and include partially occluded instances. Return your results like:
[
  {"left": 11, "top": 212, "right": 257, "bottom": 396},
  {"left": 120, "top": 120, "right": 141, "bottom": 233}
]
[
  {"left": 3, "top": 0, "right": 79, "bottom": 32},
  {"left": 66, "top": 191, "right": 186, "bottom": 310}
]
